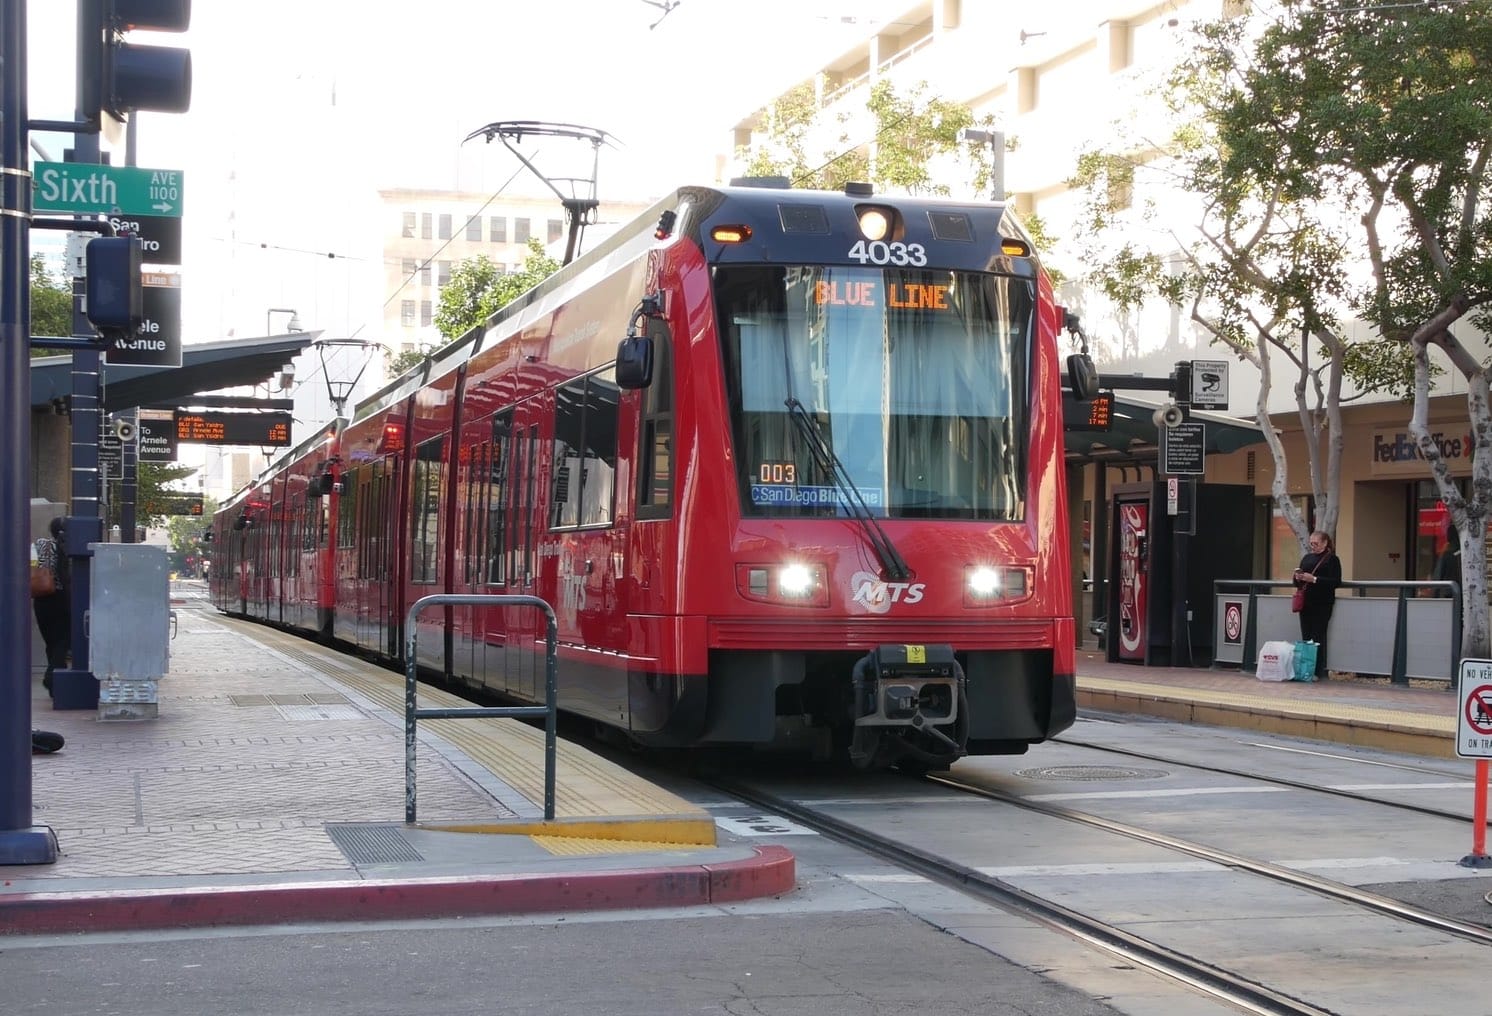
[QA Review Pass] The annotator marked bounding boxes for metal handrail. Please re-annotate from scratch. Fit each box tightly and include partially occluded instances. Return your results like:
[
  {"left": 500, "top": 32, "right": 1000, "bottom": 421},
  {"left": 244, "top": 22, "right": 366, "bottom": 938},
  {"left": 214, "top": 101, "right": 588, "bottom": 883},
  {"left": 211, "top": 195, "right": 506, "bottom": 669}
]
[
  {"left": 404, "top": 594, "right": 558, "bottom": 822},
  {"left": 1213, "top": 578, "right": 1462, "bottom": 684}
]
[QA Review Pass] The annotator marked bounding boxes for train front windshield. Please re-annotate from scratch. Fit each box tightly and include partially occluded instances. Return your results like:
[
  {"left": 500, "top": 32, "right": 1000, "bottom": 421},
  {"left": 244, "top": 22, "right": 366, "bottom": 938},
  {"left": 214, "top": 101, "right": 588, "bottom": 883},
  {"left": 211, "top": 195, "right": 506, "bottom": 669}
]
[{"left": 717, "top": 265, "right": 1032, "bottom": 521}]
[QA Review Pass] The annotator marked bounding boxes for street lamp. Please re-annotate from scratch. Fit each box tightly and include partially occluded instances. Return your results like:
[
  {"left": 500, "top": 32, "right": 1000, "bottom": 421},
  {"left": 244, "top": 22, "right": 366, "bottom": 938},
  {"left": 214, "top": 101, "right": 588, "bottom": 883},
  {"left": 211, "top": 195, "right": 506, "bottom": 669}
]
[
  {"left": 961, "top": 128, "right": 1006, "bottom": 202},
  {"left": 266, "top": 307, "right": 302, "bottom": 335},
  {"left": 314, "top": 338, "right": 379, "bottom": 420}
]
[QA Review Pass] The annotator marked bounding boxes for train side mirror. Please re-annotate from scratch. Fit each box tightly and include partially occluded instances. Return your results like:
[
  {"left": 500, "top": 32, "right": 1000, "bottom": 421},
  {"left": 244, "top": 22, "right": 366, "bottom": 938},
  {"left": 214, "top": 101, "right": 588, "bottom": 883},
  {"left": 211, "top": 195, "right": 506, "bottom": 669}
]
[
  {"left": 315, "top": 473, "right": 338, "bottom": 497},
  {"left": 616, "top": 334, "right": 654, "bottom": 390},
  {"left": 1066, "top": 353, "right": 1099, "bottom": 401}
]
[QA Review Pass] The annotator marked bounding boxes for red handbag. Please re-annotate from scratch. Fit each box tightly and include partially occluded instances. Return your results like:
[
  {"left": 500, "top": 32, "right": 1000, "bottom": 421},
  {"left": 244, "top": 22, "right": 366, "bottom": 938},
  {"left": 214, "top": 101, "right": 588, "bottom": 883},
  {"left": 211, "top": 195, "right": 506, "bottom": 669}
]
[{"left": 1292, "top": 554, "right": 1325, "bottom": 612}]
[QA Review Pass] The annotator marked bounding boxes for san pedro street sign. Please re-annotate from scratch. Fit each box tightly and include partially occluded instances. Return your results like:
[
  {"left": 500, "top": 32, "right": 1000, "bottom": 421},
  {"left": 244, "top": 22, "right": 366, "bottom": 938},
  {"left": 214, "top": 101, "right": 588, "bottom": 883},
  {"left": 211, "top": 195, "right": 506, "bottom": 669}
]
[{"left": 32, "top": 162, "right": 184, "bottom": 218}]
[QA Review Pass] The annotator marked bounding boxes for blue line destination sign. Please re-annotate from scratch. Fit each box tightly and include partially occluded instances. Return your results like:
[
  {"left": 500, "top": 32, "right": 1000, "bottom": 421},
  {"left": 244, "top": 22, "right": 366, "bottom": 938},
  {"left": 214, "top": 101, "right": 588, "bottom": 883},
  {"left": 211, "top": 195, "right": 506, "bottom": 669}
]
[{"left": 32, "top": 162, "right": 184, "bottom": 217}]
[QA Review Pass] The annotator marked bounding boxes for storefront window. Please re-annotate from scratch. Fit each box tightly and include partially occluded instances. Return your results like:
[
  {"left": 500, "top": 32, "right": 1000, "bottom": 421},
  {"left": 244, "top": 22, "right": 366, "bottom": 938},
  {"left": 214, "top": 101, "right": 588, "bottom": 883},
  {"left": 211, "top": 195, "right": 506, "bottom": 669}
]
[
  {"left": 1414, "top": 480, "right": 1453, "bottom": 581},
  {"left": 1270, "top": 495, "right": 1312, "bottom": 578}
]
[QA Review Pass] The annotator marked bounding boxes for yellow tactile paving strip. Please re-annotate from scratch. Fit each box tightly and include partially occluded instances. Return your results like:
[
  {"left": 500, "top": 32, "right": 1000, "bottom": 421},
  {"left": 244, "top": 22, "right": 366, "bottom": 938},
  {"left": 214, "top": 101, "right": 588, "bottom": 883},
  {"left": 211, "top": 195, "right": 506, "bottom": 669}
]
[
  {"left": 531, "top": 836, "right": 699, "bottom": 856},
  {"left": 218, "top": 617, "right": 712, "bottom": 839},
  {"left": 1077, "top": 673, "right": 1457, "bottom": 758}
]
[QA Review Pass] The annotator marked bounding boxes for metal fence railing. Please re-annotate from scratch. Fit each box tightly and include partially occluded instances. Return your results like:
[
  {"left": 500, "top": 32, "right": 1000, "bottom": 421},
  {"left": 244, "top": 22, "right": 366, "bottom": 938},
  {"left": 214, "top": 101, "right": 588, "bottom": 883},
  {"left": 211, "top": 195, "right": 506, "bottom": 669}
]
[
  {"left": 403, "top": 594, "right": 558, "bottom": 822},
  {"left": 1213, "top": 579, "right": 1462, "bottom": 684}
]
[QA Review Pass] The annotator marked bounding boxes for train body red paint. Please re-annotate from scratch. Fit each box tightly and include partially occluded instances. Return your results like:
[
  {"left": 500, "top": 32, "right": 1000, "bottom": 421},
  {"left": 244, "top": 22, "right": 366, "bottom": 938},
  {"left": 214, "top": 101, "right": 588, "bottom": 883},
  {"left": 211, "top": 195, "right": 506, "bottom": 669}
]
[{"left": 211, "top": 182, "right": 1079, "bottom": 771}]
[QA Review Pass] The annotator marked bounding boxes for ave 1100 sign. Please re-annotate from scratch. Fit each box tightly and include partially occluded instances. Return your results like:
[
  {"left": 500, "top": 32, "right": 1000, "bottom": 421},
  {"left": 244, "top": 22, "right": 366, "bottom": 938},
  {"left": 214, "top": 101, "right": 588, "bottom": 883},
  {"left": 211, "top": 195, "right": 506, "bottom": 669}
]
[{"left": 174, "top": 411, "right": 291, "bottom": 446}]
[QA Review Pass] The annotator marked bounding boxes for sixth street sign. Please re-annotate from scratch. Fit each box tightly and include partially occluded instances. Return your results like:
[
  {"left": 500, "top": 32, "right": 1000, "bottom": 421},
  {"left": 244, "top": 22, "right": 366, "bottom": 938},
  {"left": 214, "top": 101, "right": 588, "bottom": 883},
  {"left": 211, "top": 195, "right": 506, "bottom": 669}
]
[{"left": 33, "top": 163, "right": 184, "bottom": 217}]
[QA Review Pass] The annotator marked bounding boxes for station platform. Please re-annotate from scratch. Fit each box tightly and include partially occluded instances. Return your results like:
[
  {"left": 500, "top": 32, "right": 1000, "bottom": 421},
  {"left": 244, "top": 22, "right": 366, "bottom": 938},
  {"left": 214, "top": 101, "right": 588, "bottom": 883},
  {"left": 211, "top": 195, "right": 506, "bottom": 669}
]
[
  {"left": 3, "top": 581, "right": 792, "bottom": 935},
  {"left": 2, "top": 585, "right": 1457, "bottom": 936},
  {"left": 1074, "top": 648, "right": 1457, "bottom": 759}
]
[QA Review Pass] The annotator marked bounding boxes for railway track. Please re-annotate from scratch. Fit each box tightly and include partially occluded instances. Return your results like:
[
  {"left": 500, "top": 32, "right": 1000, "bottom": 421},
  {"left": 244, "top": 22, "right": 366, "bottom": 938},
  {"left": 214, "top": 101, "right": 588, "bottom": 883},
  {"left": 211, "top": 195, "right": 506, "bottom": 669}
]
[{"left": 699, "top": 764, "right": 1492, "bottom": 1016}]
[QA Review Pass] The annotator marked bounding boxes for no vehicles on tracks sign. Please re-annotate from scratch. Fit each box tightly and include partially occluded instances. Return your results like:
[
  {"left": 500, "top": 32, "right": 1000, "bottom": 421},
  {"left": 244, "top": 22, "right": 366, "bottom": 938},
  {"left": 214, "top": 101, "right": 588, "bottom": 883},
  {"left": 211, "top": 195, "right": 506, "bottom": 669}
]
[{"left": 1457, "top": 659, "right": 1492, "bottom": 758}]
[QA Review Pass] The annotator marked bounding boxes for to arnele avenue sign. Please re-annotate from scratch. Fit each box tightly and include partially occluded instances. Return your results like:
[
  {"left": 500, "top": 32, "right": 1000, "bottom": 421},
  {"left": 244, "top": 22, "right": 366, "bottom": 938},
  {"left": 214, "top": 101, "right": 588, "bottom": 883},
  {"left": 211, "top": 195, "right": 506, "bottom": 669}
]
[{"left": 32, "top": 163, "right": 183, "bottom": 217}]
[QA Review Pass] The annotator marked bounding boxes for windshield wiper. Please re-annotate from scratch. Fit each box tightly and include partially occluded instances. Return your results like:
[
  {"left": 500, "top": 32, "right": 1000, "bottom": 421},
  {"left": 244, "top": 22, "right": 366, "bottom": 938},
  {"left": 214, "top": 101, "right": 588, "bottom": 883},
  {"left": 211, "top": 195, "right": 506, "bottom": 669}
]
[{"left": 784, "top": 397, "right": 911, "bottom": 582}]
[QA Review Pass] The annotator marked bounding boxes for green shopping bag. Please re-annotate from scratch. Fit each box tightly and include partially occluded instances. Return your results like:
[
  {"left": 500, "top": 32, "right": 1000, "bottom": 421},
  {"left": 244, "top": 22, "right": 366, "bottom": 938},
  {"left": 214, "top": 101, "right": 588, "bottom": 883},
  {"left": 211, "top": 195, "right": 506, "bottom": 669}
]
[{"left": 1292, "top": 641, "right": 1318, "bottom": 682}]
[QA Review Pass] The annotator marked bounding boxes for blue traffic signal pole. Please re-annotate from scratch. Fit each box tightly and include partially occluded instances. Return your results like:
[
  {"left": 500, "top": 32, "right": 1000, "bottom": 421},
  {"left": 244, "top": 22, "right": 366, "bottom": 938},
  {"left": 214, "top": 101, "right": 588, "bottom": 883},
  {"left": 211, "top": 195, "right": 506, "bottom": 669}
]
[
  {"left": 51, "top": 0, "right": 106, "bottom": 714},
  {"left": 0, "top": 0, "right": 59, "bottom": 864}
]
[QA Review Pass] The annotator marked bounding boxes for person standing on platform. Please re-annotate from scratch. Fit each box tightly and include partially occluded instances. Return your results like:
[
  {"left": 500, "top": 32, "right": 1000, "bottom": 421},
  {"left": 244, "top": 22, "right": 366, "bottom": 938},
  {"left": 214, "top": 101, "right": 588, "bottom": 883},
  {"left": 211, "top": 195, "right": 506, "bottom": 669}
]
[
  {"left": 30, "top": 516, "right": 70, "bottom": 693},
  {"left": 1293, "top": 530, "right": 1342, "bottom": 678}
]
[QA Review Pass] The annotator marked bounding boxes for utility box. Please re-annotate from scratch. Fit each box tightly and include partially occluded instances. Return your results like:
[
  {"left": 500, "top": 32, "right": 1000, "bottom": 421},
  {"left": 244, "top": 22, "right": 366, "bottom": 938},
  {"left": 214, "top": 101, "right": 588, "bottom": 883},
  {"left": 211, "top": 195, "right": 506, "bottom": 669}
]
[{"left": 91, "top": 542, "right": 170, "bottom": 719}]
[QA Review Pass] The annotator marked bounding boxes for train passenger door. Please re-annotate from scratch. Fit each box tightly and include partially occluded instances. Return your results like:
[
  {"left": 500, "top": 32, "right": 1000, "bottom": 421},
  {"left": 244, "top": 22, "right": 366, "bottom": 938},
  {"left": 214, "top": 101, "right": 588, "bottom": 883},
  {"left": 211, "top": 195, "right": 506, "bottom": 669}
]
[
  {"left": 452, "top": 430, "right": 492, "bottom": 685},
  {"left": 409, "top": 434, "right": 447, "bottom": 673},
  {"left": 475, "top": 411, "right": 512, "bottom": 693},
  {"left": 504, "top": 410, "right": 544, "bottom": 702},
  {"left": 359, "top": 458, "right": 398, "bottom": 654}
]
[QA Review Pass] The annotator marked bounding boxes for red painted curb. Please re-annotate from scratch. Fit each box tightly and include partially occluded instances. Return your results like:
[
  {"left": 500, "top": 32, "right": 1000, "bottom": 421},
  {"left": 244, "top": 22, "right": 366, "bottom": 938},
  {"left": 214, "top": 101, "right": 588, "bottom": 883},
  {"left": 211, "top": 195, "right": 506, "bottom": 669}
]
[{"left": 0, "top": 846, "right": 796, "bottom": 936}]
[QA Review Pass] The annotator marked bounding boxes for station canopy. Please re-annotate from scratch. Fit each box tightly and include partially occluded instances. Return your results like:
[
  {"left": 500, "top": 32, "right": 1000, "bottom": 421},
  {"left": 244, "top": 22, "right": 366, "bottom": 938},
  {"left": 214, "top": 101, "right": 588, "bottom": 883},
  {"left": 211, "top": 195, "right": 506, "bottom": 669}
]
[
  {"left": 28, "top": 334, "right": 319, "bottom": 413},
  {"left": 1064, "top": 394, "right": 1267, "bottom": 464}
]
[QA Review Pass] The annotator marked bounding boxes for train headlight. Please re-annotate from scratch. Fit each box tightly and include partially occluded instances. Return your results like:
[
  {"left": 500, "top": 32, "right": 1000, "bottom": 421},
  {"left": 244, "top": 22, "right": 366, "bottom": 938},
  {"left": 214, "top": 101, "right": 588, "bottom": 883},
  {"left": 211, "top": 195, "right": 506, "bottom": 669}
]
[
  {"left": 964, "top": 565, "right": 1032, "bottom": 606},
  {"left": 967, "top": 566, "right": 1000, "bottom": 597},
  {"left": 736, "top": 562, "right": 829, "bottom": 607},
  {"left": 778, "top": 563, "right": 816, "bottom": 597},
  {"left": 858, "top": 208, "right": 890, "bottom": 241}
]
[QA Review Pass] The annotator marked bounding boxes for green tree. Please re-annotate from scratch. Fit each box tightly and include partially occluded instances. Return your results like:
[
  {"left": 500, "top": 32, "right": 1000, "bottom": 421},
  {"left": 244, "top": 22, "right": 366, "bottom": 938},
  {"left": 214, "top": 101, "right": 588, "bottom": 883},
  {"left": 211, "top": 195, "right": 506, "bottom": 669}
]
[
  {"left": 30, "top": 254, "right": 72, "bottom": 352},
  {"left": 739, "top": 78, "right": 991, "bottom": 197},
  {"left": 1067, "top": 18, "right": 1354, "bottom": 550},
  {"left": 164, "top": 495, "right": 218, "bottom": 573},
  {"left": 106, "top": 461, "right": 198, "bottom": 531},
  {"left": 384, "top": 344, "right": 431, "bottom": 378},
  {"left": 386, "top": 240, "right": 563, "bottom": 379},
  {"left": 1075, "top": 1, "right": 1492, "bottom": 655},
  {"left": 1209, "top": 0, "right": 1492, "bottom": 656},
  {"left": 434, "top": 239, "right": 561, "bottom": 342}
]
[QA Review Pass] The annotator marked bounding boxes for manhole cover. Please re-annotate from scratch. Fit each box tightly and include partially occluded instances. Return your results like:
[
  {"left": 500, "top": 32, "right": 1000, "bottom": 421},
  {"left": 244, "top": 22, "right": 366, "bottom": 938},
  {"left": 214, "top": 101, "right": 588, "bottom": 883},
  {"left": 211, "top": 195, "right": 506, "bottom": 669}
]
[{"left": 1015, "top": 765, "right": 1169, "bottom": 781}]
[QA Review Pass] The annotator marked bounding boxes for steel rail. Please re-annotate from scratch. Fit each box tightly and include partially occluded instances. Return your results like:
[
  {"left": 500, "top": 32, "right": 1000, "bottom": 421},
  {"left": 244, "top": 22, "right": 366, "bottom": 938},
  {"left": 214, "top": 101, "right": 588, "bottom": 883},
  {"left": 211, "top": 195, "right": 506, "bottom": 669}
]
[{"left": 706, "top": 774, "right": 1338, "bottom": 1016}]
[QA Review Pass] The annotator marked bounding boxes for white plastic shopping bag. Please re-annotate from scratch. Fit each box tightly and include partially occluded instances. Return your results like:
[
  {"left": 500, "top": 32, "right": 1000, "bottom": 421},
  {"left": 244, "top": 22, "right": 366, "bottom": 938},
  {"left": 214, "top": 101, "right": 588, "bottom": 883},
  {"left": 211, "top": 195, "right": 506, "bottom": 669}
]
[{"left": 1255, "top": 640, "right": 1295, "bottom": 682}]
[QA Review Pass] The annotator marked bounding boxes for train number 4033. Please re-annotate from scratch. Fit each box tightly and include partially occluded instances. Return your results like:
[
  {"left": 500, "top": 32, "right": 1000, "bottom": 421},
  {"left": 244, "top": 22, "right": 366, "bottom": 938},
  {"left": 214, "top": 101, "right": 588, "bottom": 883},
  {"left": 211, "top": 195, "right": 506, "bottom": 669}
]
[{"left": 847, "top": 240, "right": 928, "bottom": 267}]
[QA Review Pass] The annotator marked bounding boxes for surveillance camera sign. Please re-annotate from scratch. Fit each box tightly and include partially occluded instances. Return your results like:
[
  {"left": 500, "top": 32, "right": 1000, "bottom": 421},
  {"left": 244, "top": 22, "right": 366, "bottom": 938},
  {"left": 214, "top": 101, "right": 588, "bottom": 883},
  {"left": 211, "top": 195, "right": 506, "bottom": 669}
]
[{"left": 1190, "top": 359, "right": 1229, "bottom": 410}]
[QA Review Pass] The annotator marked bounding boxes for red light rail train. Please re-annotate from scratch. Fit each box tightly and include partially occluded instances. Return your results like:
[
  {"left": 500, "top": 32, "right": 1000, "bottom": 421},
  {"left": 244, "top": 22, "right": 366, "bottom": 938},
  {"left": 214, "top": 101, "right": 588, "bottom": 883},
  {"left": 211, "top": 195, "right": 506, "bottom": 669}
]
[{"left": 210, "top": 179, "right": 1095, "bottom": 772}]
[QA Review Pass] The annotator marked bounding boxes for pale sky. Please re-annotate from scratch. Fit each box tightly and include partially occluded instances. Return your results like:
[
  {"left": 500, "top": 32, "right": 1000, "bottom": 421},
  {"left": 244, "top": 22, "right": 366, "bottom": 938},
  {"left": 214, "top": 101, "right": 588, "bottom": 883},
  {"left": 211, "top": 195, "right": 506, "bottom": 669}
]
[{"left": 26, "top": 0, "right": 911, "bottom": 348}]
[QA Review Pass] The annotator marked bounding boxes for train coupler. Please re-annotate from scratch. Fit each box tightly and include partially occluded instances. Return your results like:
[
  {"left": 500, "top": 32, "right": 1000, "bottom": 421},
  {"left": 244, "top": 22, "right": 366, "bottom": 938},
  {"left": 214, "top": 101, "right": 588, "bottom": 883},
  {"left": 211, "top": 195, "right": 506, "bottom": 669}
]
[
  {"left": 847, "top": 644, "right": 969, "bottom": 771},
  {"left": 852, "top": 643, "right": 960, "bottom": 727}
]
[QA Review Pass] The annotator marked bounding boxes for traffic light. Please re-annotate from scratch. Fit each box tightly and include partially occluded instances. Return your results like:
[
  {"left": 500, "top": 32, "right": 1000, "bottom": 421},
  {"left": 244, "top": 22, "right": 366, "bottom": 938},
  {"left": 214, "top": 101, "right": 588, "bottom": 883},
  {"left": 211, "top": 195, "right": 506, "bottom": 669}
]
[
  {"left": 84, "top": 236, "right": 143, "bottom": 331},
  {"left": 99, "top": 1, "right": 193, "bottom": 121}
]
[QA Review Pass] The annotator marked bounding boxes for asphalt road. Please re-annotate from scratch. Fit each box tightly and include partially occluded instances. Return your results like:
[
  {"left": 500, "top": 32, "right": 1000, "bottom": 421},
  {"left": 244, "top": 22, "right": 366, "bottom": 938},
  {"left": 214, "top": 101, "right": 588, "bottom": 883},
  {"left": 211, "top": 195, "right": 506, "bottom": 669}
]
[{"left": 4, "top": 909, "right": 1129, "bottom": 1016}]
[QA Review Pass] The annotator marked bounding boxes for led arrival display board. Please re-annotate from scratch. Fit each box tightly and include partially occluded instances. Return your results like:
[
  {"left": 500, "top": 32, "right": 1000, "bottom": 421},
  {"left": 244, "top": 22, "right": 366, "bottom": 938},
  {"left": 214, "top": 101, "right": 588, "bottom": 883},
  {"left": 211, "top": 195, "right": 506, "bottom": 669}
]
[
  {"left": 175, "top": 411, "right": 292, "bottom": 446},
  {"left": 1063, "top": 391, "right": 1113, "bottom": 432}
]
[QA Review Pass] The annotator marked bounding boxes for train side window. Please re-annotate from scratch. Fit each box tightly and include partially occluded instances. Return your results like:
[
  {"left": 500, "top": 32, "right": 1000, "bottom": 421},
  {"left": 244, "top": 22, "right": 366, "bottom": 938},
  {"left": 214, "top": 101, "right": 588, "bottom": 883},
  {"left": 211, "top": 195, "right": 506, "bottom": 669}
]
[
  {"left": 288, "top": 494, "right": 302, "bottom": 577},
  {"left": 488, "top": 412, "right": 511, "bottom": 585},
  {"left": 410, "top": 437, "right": 445, "bottom": 584},
  {"left": 356, "top": 468, "right": 371, "bottom": 579},
  {"left": 636, "top": 317, "right": 673, "bottom": 519},
  {"left": 521, "top": 424, "right": 538, "bottom": 582},
  {"left": 303, "top": 493, "right": 321, "bottom": 553},
  {"left": 462, "top": 441, "right": 481, "bottom": 585},
  {"left": 550, "top": 370, "right": 620, "bottom": 530},
  {"left": 338, "top": 468, "right": 358, "bottom": 550}
]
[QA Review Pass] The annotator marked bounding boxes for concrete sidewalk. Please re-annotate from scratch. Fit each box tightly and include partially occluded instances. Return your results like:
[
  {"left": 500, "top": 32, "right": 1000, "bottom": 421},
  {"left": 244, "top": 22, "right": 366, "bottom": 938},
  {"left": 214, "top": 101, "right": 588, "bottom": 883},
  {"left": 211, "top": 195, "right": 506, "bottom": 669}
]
[{"left": 4, "top": 584, "right": 793, "bottom": 934}]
